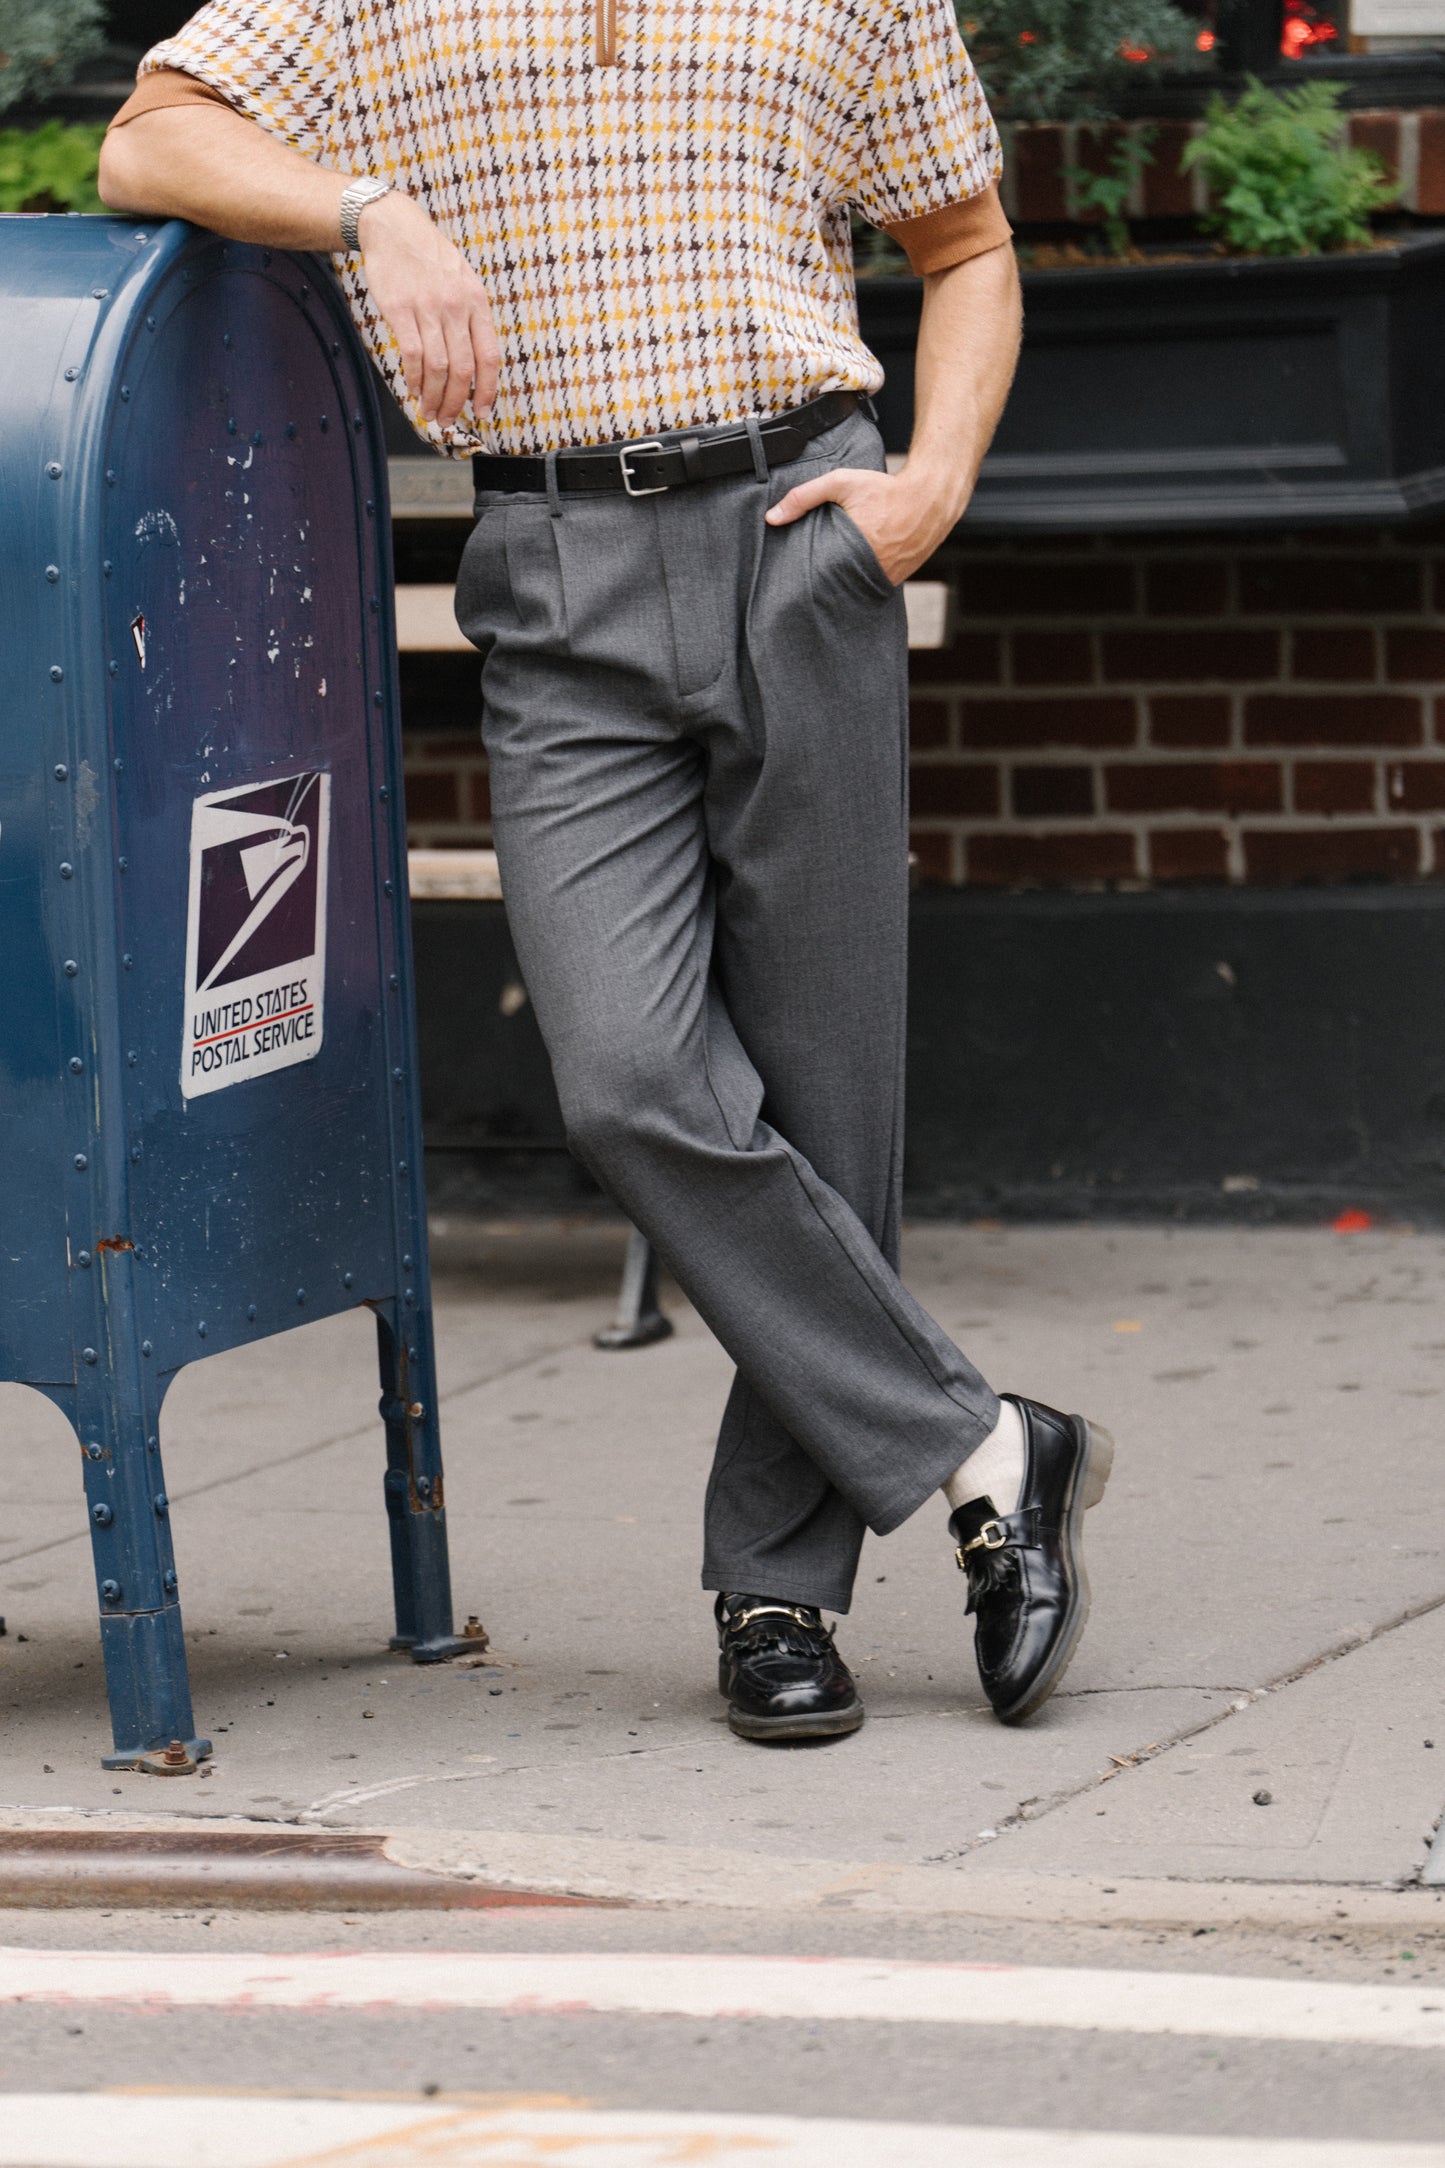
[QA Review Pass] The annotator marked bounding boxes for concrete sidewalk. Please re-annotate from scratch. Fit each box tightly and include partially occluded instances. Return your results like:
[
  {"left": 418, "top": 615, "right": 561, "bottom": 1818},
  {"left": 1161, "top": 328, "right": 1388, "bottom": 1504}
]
[{"left": 2, "top": 1217, "right": 1442, "bottom": 1923}]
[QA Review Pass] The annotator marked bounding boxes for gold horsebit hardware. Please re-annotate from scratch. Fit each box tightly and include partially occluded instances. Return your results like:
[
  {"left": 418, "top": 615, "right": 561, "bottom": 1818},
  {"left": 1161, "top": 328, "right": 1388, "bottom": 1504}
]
[
  {"left": 955, "top": 1518, "right": 1008, "bottom": 1570},
  {"left": 731, "top": 1603, "right": 821, "bottom": 1630}
]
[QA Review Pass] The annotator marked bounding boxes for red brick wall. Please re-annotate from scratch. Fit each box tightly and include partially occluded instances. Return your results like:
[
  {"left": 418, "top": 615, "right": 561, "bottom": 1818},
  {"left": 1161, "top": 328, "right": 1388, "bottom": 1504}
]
[
  {"left": 403, "top": 522, "right": 1445, "bottom": 887},
  {"left": 906, "top": 523, "right": 1445, "bottom": 887}
]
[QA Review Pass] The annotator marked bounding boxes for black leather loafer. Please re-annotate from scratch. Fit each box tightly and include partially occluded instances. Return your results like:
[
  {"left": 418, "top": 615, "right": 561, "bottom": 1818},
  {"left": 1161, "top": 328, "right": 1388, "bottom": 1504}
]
[
  {"left": 716, "top": 1594, "right": 864, "bottom": 1741},
  {"left": 949, "top": 1394, "right": 1114, "bottom": 1724}
]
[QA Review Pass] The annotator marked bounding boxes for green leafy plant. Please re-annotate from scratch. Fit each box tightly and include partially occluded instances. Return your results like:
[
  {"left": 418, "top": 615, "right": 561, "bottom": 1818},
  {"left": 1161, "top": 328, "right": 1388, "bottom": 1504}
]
[
  {"left": 0, "top": 0, "right": 105, "bottom": 114},
  {"left": 1181, "top": 79, "right": 1399, "bottom": 255},
  {"left": 0, "top": 117, "right": 105, "bottom": 209},
  {"left": 1061, "top": 126, "right": 1155, "bottom": 256},
  {"left": 959, "top": 0, "right": 1206, "bottom": 123}
]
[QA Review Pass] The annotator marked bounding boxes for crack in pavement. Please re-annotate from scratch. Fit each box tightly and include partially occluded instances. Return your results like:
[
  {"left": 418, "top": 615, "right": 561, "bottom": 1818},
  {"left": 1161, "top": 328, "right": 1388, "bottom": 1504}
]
[
  {"left": 276, "top": 1598, "right": 1441, "bottom": 1857},
  {"left": 1053, "top": 1685, "right": 1256, "bottom": 1698},
  {"left": 962, "top": 1587, "right": 1445, "bottom": 1864}
]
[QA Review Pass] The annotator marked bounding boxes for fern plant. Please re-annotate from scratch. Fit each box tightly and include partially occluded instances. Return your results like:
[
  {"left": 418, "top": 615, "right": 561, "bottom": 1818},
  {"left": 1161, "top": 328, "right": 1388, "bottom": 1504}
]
[
  {"left": 1181, "top": 80, "right": 1400, "bottom": 255},
  {"left": 0, "top": 0, "right": 106, "bottom": 114},
  {"left": 959, "top": 0, "right": 1206, "bottom": 123},
  {"left": 0, "top": 117, "right": 105, "bottom": 209},
  {"left": 1061, "top": 127, "right": 1156, "bottom": 256}
]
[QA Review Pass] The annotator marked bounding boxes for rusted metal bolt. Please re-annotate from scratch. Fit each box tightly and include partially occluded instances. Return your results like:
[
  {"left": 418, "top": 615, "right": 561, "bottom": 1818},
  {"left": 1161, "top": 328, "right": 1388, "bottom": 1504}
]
[
  {"left": 409, "top": 1402, "right": 424, "bottom": 1419},
  {"left": 159, "top": 1741, "right": 189, "bottom": 1769}
]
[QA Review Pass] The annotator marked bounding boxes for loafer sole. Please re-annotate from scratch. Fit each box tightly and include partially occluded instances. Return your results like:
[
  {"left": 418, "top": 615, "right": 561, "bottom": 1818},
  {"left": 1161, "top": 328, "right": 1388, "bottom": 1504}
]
[
  {"left": 726, "top": 1698, "right": 866, "bottom": 1742},
  {"left": 992, "top": 1415, "right": 1115, "bottom": 1726}
]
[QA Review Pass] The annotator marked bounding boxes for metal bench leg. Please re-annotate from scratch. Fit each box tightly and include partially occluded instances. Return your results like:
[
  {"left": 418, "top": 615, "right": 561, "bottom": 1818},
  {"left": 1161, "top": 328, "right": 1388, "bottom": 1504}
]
[
  {"left": 72, "top": 1343, "right": 209, "bottom": 1773},
  {"left": 374, "top": 1304, "right": 472, "bottom": 1663},
  {"left": 593, "top": 1224, "right": 674, "bottom": 1351}
]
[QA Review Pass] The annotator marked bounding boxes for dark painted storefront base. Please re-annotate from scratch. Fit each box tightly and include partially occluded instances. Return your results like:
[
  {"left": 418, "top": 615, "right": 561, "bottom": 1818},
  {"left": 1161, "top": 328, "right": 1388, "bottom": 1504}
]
[{"left": 414, "top": 889, "right": 1445, "bottom": 1224}]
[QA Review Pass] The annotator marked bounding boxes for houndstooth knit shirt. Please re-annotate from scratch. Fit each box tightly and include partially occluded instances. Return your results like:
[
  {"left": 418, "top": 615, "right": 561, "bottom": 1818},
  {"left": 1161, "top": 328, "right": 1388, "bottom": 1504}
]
[{"left": 115, "top": 0, "right": 1009, "bottom": 458}]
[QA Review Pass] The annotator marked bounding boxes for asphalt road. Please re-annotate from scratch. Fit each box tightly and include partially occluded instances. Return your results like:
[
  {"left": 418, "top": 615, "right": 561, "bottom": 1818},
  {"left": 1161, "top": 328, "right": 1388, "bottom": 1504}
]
[{"left": 2, "top": 1904, "right": 1443, "bottom": 2159}]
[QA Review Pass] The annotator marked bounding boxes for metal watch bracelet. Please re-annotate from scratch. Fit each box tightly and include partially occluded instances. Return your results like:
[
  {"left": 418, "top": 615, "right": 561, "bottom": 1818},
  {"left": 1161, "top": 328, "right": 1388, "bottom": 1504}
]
[{"left": 339, "top": 177, "right": 394, "bottom": 253}]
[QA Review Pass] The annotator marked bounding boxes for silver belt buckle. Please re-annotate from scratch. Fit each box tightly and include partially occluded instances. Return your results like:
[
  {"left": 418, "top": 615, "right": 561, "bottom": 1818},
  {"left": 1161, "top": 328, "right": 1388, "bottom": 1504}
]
[{"left": 619, "top": 439, "right": 668, "bottom": 497}]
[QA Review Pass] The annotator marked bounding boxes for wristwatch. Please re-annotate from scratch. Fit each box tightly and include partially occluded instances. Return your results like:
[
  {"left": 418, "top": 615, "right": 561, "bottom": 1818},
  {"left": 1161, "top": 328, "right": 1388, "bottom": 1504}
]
[{"left": 339, "top": 176, "right": 394, "bottom": 252}]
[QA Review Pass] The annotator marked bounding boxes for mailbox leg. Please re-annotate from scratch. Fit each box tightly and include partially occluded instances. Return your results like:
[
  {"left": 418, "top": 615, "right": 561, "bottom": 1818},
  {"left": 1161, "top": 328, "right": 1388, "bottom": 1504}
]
[
  {"left": 374, "top": 1305, "right": 472, "bottom": 1663},
  {"left": 75, "top": 1365, "right": 210, "bottom": 1773}
]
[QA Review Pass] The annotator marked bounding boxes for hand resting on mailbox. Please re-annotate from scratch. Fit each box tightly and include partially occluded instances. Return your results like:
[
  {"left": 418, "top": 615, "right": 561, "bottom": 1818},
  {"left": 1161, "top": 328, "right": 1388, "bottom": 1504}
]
[{"left": 99, "top": 94, "right": 498, "bottom": 431}]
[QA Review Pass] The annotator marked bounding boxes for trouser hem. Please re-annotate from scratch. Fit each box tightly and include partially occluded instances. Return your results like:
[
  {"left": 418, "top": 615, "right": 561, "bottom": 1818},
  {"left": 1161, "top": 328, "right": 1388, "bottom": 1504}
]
[
  {"left": 865, "top": 1389, "right": 1001, "bottom": 1540},
  {"left": 701, "top": 1566, "right": 860, "bottom": 1617},
  {"left": 702, "top": 1390, "right": 999, "bottom": 1614}
]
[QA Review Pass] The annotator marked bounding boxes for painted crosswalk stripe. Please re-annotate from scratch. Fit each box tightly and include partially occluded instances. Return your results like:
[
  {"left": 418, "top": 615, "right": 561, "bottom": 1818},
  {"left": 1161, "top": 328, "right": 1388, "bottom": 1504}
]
[
  {"left": 0, "top": 2096, "right": 1442, "bottom": 2168},
  {"left": 2, "top": 1949, "right": 1443, "bottom": 2050}
]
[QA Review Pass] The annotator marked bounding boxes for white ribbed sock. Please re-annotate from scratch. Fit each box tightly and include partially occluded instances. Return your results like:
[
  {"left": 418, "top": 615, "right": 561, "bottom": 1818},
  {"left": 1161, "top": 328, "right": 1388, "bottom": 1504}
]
[{"left": 943, "top": 1396, "right": 1026, "bottom": 1514}]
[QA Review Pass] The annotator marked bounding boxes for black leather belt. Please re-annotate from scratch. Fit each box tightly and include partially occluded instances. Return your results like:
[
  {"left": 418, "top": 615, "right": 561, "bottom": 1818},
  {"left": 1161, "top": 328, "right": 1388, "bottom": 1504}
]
[{"left": 470, "top": 390, "right": 864, "bottom": 498}]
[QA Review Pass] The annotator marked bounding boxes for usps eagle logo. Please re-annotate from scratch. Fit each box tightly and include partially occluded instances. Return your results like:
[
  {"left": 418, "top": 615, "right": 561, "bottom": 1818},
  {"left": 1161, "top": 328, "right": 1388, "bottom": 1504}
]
[{"left": 181, "top": 771, "right": 331, "bottom": 1098}]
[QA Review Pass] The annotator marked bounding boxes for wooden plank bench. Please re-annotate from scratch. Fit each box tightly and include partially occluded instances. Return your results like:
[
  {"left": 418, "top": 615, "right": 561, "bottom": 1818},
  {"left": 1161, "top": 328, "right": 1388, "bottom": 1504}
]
[{"left": 393, "top": 578, "right": 956, "bottom": 653}]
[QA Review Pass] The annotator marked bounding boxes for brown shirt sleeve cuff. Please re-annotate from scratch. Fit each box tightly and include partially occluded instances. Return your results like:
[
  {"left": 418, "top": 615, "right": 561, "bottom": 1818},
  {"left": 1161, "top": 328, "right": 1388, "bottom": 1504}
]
[
  {"left": 108, "top": 68, "right": 238, "bottom": 129},
  {"left": 880, "top": 183, "right": 1012, "bottom": 275}
]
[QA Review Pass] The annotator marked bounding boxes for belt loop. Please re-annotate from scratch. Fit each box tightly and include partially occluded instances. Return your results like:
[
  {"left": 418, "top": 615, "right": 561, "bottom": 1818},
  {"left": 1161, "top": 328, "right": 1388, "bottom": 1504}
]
[
  {"left": 744, "top": 415, "right": 769, "bottom": 485},
  {"left": 544, "top": 448, "right": 563, "bottom": 519}
]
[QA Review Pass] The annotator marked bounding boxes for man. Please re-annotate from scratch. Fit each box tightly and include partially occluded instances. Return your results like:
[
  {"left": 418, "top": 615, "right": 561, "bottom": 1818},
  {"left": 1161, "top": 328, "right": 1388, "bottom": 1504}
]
[{"left": 100, "top": 0, "right": 1112, "bottom": 1744}]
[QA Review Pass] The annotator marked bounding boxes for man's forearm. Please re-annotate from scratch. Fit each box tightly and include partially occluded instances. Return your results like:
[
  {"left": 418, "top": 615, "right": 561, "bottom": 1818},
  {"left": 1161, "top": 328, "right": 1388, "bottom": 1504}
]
[
  {"left": 98, "top": 104, "right": 348, "bottom": 249},
  {"left": 98, "top": 101, "right": 500, "bottom": 425},
  {"left": 766, "top": 235, "right": 1021, "bottom": 582},
  {"left": 903, "top": 242, "right": 1023, "bottom": 525}
]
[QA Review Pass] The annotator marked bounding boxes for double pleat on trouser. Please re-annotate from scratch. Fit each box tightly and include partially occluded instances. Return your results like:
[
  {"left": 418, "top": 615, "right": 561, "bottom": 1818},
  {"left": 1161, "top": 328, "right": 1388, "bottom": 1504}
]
[{"left": 455, "top": 409, "right": 1000, "bottom": 1613}]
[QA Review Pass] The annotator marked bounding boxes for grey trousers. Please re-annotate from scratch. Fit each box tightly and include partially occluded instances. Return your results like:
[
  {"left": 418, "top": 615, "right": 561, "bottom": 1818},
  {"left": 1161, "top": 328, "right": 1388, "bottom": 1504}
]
[{"left": 455, "top": 409, "right": 1000, "bottom": 1613}]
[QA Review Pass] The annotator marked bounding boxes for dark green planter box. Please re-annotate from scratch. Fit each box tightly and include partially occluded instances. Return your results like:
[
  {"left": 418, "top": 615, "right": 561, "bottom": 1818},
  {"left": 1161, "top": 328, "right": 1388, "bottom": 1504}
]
[{"left": 859, "top": 231, "right": 1445, "bottom": 532}]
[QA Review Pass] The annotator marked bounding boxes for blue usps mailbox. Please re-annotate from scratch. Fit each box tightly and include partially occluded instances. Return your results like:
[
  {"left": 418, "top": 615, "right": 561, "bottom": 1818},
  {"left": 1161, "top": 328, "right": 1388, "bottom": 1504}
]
[{"left": 0, "top": 215, "right": 474, "bottom": 1771}]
